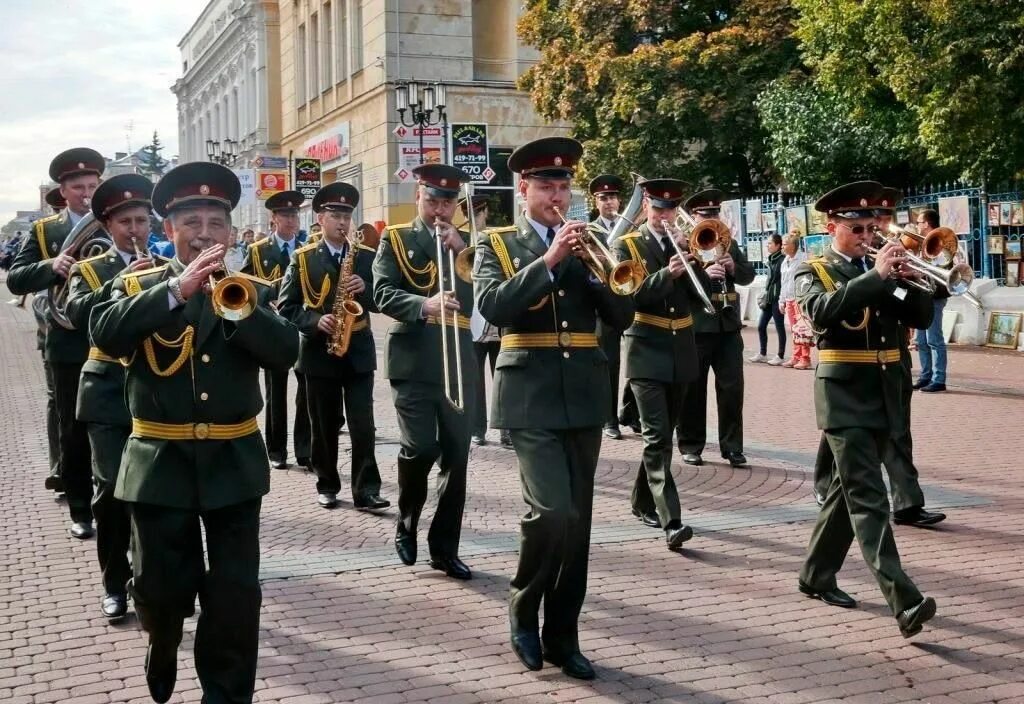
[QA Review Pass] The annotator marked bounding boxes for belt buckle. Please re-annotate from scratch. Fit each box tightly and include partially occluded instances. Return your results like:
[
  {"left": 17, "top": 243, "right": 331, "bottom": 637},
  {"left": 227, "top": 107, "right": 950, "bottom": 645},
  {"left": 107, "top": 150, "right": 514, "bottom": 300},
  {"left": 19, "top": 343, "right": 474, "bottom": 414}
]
[
  {"left": 193, "top": 423, "right": 210, "bottom": 440},
  {"left": 876, "top": 350, "right": 885, "bottom": 364},
  {"left": 558, "top": 331, "right": 573, "bottom": 348}
]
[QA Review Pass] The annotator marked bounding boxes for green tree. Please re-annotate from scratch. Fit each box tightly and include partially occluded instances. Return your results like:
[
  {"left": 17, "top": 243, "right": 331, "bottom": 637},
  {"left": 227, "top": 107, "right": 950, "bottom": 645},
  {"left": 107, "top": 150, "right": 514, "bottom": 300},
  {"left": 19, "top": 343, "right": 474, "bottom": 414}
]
[
  {"left": 138, "top": 131, "right": 167, "bottom": 179},
  {"left": 792, "top": 0, "right": 1024, "bottom": 184},
  {"left": 517, "top": 0, "right": 801, "bottom": 194}
]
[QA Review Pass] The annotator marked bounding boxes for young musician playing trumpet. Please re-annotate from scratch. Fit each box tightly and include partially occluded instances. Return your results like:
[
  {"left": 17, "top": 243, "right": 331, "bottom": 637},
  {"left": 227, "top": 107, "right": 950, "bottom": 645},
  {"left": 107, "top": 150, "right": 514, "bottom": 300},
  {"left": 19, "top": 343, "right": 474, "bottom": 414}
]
[{"left": 278, "top": 182, "right": 388, "bottom": 513}]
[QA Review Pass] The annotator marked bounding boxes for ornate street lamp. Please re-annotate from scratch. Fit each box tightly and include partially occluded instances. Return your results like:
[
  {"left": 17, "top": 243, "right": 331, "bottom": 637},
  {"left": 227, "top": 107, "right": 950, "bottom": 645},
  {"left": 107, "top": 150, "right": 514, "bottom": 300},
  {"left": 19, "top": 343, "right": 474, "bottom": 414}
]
[
  {"left": 206, "top": 138, "right": 239, "bottom": 166},
  {"left": 394, "top": 79, "right": 449, "bottom": 165}
]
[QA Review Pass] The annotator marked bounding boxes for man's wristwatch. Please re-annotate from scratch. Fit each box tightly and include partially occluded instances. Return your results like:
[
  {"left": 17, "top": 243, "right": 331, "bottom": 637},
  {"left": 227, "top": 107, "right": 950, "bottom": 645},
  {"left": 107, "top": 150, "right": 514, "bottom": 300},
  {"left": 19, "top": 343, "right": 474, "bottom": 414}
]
[{"left": 168, "top": 277, "right": 186, "bottom": 306}]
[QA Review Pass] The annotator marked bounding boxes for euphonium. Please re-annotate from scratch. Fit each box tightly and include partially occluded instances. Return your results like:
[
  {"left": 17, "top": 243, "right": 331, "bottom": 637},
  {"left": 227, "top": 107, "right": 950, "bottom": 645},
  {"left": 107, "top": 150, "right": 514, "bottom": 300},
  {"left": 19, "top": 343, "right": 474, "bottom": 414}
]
[{"left": 327, "top": 230, "right": 365, "bottom": 357}]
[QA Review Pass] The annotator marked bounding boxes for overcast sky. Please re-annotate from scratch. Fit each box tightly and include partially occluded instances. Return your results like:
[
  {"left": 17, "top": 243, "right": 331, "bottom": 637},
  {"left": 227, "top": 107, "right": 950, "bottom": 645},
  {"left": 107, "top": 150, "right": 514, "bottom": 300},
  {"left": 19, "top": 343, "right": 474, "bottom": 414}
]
[{"left": 0, "top": 0, "right": 210, "bottom": 225}]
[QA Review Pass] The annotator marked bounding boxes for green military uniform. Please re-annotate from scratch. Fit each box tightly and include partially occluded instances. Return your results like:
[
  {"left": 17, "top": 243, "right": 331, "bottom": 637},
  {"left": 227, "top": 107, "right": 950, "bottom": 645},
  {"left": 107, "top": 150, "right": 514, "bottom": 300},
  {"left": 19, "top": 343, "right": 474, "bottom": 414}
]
[
  {"left": 65, "top": 248, "right": 135, "bottom": 601},
  {"left": 7, "top": 208, "right": 94, "bottom": 524},
  {"left": 30, "top": 288, "right": 62, "bottom": 488},
  {"left": 278, "top": 235, "right": 383, "bottom": 504},
  {"left": 372, "top": 213, "right": 477, "bottom": 563},
  {"left": 795, "top": 247, "right": 934, "bottom": 617},
  {"left": 614, "top": 219, "right": 711, "bottom": 534},
  {"left": 676, "top": 191, "right": 755, "bottom": 463},
  {"left": 241, "top": 231, "right": 312, "bottom": 466},
  {"left": 476, "top": 210, "right": 635, "bottom": 657}
]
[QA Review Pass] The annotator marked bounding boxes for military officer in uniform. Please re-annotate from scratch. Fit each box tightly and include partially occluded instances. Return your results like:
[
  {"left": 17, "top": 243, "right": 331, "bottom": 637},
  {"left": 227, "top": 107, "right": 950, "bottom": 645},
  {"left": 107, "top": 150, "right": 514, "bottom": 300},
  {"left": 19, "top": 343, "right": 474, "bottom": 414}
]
[
  {"left": 676, "top": 188, "right": 755, "bottom": 467},
  {"left": 241, "top": 190, "right": 312, "bottom": 469},
  {"left": 372, "top": 163, "right": 477, "bottom": 580},
  {"left": 65, "top": 174, "right": 158, "bottom": 620},
  {"left": 278, "top": 182, "right": 389, "bottom": 512},
  {"left": 811, "top": 189, "right": 946, "bottom": 527},
  {"left": 614, "top": 178, "right": 712, "bottom": 547},
  {"left": 8, "top": 147, "right": 104, "bottom": 536},
  {"left": 90, "top": 162, "right": 299, "bottom": 703},
  {"left": 475, "top": 137, "right": 635, "bottom": 679},
  {"left": 795, "top": 180, "right": 936, "bottom": 639}
]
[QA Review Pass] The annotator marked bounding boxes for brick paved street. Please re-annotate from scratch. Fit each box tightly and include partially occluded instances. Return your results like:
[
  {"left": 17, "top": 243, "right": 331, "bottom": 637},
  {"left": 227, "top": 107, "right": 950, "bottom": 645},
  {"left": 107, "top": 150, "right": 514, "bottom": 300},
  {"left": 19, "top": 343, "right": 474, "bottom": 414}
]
[{"left": 2, "top": 285, "right": 1023, "bottom": 704}]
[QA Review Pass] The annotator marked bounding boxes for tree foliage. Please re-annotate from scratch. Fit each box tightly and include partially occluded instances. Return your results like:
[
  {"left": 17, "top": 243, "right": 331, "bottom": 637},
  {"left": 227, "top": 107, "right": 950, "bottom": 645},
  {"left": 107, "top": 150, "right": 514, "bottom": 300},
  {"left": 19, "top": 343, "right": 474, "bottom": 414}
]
[
  {"left": 793, "top": 0, "right": 1024, "bottom": 184},
  {"left": 517, "top": 0, "right": 801, "bottom": 194},
  {"left": 138, "top": 131, "right": 168, "bottom": 179}
]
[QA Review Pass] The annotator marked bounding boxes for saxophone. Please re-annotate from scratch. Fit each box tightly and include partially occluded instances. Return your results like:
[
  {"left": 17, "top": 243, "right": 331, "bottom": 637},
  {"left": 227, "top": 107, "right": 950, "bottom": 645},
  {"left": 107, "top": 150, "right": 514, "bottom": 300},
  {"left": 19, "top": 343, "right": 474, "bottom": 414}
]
[{"left": 326, "top": 230, "right": 365, "bottom": 357}]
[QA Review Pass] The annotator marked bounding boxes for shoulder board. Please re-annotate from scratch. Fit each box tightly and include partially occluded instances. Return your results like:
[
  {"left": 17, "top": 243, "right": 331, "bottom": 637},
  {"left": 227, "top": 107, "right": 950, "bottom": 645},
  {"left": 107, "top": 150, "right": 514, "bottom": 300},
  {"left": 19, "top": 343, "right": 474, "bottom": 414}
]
[
  {"left": 122, "top": 264, "right": 167, "bottom": 283},
  {"left": 806, "top": 256, "right": 828, "bottom": 263},
  {"left": 36, "top": 214, "right": 60, "bottom": 226},
  {"left": 356, "top": 244, "right": 376, "bottom": 253},
  {"left": 231, "top": 271, "right": 273, "bottom": 288},
  {"left": 485, "top": 226, "right": 517, "bottom": 235},
  {"left": 121, "top": 264, "right": 168, "bottom": 296},
  {"left": 618, "top": 232, "right": 643, "bottom": 240},
  {"left": 249, "top": 238, "right": 272, "bottom": 250},
  {"left": 385, "top": 222, "right": 414, "bottom": 233},
  {"left": 295, "top": 241, "right": 319, "bottom": 255},
  {"left": 79, "top": 251, "right": 112, "bottom": 266}
]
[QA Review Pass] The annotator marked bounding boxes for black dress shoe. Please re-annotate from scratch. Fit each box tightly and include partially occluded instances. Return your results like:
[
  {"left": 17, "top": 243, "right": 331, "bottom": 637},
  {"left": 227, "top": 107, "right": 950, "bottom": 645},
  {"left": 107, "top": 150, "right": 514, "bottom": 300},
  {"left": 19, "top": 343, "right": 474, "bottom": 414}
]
[
  {"left": 429, "top": 555, "right": 472, "bottom": 580},
  {"left": 666, "top": 525, "right": 694, "bottom": 550},
  {"left": 101, "top": 593, "right": 128, "bottom": 620},
  {"left": 722, "top": 451, "right": 749, "bottom": 467},
  {"left": 317, "top": 492, "right": 338, "bottom": 509},
  {"left": 395, "top": 525, "right": 417, "bottom": 566},
  {"left": 681, "top": 452, "right": 703, "bottom": 466},
  {"left": 471, "top": 435, "right": 487, "bottom": 446},
  {"left": 271, "top": 459, "right": 291, "bottom": 470},
  {"left": 44, "top": 474, "right": 64, "bottom": 492},
  {"left": 145, "top": 638, "right": 178, "bottom": 704},
  {"left": 296, "top": 456, "right": 312, "bottom": 470},
  {"left": 631, "top": 508, "right": 661, "bottom": 528},
  {"left": 814, "top": 491, "right": 825, "bottom": 508},
  {"left": 920, "top": 382, "right": 946, "bottom": 393},
  {"left": 897, "top": 596, "right": 936, "bottom": 638},
  {"left": 603, "top": 425, "right": 622, "bottom": 440},
  {"left": 894, "top": 507, "right": 946, "bottom": 527},
  {"left": 912, "top": 377, "right": 932, "bottom": 389},
  {"left": 544, "top": 650, "right": 596, "bottom": 680},
  {"left": 354, "top": 494, "right": 391, "bottom": 512},
  {"left": 798, "top": 581, "right": 857, "bottom": 608},
  {"left": 69, "top": 521, "right": 94, "bottom": 539},
  {"left": 628, "top": 423, "right": 642, "bottom": 434},
  {"left": 510, "top": 630, "right": 543, "bottom": 671},
  {"left": 500, "top": 431, "right": 513, "bottom": 448}
]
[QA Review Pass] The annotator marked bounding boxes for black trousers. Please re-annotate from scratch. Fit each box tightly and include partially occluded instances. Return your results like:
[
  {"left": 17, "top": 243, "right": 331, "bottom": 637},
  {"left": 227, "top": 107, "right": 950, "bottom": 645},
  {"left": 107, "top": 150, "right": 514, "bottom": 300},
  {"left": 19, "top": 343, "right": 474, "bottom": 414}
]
[
  {"left": 678, "top": 331, "right": 745, "bottom": 456},
  {"left": 472, "top": 340, "right": 500, "bottom": 437},
  {"left": 598, "top": 325, "right": 622, "bottom": 428},
  {"left": 128, "top": 499, "right": 262, "bottom": 704},
  {"left": 390, "top": 380, "right": 470, "bottom": 559},
  {"left": 630, "top": 379, "right": 683, "bottom": 529},
  {"left": 87, "top": 423, "right": 132, "bottom": 595},
  {"left": 43, "top": 357, "right": 60, "bottom": 479},
  {"left": 263, "top": 369, "right": 311, "bottom": 463},
  {"left": 307, "top": 372, "right": 381, "bottom": 500},
  {"left": 52, "top": 362, "right": 93, "bottom": 522},
  {"left": 509, "top": 427, "right": 600, "bottom": 657}
]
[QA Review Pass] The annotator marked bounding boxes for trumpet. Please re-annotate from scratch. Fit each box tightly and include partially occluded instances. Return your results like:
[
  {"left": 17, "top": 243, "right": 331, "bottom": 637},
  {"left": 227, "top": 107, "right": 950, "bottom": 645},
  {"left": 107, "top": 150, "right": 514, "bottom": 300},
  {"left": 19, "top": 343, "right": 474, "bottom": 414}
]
[
  {"left": 675, "top": 207, "right": 734, "bottom": 311},
  {"left": 866, "top": 235, "right": 974, "bottom": 297},
  {"left": 553, "top": 207, "right": 645, "bottom": 295},
  {"left": 661, "top": 218, "right": 716, "bottom": 315},
  {"left": 130, "top": 235, "right": 150, "bottom": 262},
  {"left": 209, "top": 267, "right": 257, "bottom": 321},
  {"left": 435, "top": 217, "right": 467, "bottom": 412}
]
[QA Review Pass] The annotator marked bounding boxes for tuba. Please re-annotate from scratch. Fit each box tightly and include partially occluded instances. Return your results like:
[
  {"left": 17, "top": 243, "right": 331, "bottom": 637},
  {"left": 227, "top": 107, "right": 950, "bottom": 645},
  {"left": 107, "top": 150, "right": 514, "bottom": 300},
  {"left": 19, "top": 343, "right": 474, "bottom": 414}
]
[{"left": 48, "top": 211, "right": 112, "bottom": 330}]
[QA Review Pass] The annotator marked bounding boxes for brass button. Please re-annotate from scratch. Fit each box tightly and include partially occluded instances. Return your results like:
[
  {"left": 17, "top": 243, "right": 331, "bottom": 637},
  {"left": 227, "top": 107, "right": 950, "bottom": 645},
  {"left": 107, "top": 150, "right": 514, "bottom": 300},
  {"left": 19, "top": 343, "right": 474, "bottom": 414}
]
[
  {"left": 875, "top": 310, "right": 880, "bottom": 316},
  {"left": 562, "top": 351, "right": 570, "bottom": 359},
  {"left": 558, "top": 289, "right": 566, "bottom": 297},
  {"left": 193, "top": 423, "right": 210, "bottom": 440},
  {"left": 672, "top": 331, "right": 677, "bottom": 336},
  {"left": 561, "top": 321, "right": 568, "bottom": 329},
  {"left": 200, "top": 392, "right": 209, "bottom": 401},
  {"left": 881, "top": 364, "right": 887, "bottom": 371},
  {"left": 880, "top": 336, "right": 886, "bottom": 343},
  {"left": 201, "top": 354, "right": 211, "bottom": 363},
  {"left": 669, "top": 307, "right": 675, "bottom": 313}
]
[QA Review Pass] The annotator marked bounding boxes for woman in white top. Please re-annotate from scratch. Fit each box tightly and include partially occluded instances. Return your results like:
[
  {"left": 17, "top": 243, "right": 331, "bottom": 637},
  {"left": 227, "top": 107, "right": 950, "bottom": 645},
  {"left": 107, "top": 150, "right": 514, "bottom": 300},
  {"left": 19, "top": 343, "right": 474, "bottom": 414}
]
[{"left": 779, "top": 231, "right": 812, "bottom": 369}]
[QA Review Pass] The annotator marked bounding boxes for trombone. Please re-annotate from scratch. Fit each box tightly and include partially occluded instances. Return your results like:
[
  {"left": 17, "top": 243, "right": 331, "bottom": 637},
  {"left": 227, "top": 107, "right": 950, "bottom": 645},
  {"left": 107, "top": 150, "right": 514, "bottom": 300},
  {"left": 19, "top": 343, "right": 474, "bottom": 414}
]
[
  {"left": 866, "top": 234, "right": 975, "bottom": 297},
  {"left": 882, "top": 222, "right": 959, "bottom": 265},
  {"left": 675, "top": 206, "right": 734, "bottom": 311},
  {"left": 434, "top": 216, "right": 467, "bottom": 412},
  {"left": 661, "top": 218, "right": 716, "bottom": 315},
  {"left": 552, "top": 207, "right": 646, "bottom": 295}
]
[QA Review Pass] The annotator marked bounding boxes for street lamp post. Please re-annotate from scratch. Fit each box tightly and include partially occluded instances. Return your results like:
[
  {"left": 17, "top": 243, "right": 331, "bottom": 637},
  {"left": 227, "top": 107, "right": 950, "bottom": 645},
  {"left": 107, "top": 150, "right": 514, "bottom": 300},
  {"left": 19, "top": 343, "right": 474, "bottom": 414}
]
[
  {"left": 395, "top": 80, "right": 449, "bottom": 165},
  {"left": 206, "top": 138, "right": 239, "bottom": 167}
]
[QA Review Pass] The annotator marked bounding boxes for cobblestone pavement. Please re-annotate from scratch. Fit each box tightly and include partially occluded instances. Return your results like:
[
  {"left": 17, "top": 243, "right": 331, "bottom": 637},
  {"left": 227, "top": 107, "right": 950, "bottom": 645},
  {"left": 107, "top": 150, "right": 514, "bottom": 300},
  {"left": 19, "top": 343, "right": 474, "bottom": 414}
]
[{"left": 2, "top": 285, "right": 1023, "bottom": 704}]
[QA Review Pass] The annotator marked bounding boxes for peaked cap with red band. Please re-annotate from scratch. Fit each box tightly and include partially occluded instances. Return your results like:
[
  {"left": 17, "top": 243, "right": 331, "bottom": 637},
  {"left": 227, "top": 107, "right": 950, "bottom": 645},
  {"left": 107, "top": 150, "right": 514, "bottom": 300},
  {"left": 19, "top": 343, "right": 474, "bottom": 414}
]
[
  {"left": 507, "top": 136, "right": 583, "bottom": 179},
  {"left": 90, "top": 174, "right": 153, "bottom": 221},
  {"left": 682, "top": 188, "right": 727, "bottom": 215},
  {"left": 589, "top": 174, "right": 624, "bottom": 196},
  {"left": 412, "top": 163, "right": 467, "bottom": 198},
  {"left": 265, "top": 190, "right": 305, "bottom": 213},
  {"left": 48, "top": 147, "right": 105, "bottom": 182},
  {"left": 312, "top": 181, "right": 360, "bottom": 213},
  {"left": 814, "top": 180, "right": 886, "bottom": 219},
  {"left": 44, "top": 186, "right": 66, "bottom": 210},
  {"left": 152, "top": 162, "right": 241, "bottom": 217},
  {"left": 640, "top": 178, "right": 691, "bottom": 209}
]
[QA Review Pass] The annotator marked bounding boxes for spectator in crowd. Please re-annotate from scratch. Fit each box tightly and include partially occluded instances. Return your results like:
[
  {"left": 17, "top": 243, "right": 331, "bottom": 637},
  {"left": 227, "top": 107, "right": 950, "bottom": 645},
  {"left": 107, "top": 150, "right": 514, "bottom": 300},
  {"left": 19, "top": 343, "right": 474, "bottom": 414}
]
[
  {"left": 750, "top": 233, "right": 786, "bottom": 365},
  {"left": 779, "top": 231, "right": 812, "bottom": 369},
  {"left": 914, "top": 209, "right": 948, "bottom": 392}
]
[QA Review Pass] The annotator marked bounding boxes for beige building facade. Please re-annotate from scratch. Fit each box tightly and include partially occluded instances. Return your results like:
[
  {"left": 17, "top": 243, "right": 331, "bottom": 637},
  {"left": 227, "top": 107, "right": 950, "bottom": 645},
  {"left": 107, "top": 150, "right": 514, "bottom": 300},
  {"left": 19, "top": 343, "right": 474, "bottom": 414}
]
[{"left": 278, "top": 0, "right": 567, "bottom": 229}]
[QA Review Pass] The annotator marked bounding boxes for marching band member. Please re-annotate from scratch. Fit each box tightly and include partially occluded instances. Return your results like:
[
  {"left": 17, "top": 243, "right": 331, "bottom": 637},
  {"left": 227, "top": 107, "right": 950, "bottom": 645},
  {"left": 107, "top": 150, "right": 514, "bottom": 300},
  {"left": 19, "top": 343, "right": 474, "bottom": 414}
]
[
  {"left": 475, "top": 137, "right": 634, "bottom": 679},
  {"left": 242, "top": 190, "right": 312, "bottom": 470},
  {"left": 372, "top": 163, "right": 477, "bottom": 580},
  {"left": 64, "top": 174, "right": 157, "bottom": 621},
  {"left": 794, "top": 180, "right": 936, "bottom": 638},
  {"left": 8, "top": 147, "right": 104, "bottom": 535},
  {"left": 278, "top": 182, "right": 388, "bottom": 512},
  {"left": 90, "top": 162, "right": 298, "bottom": 703},
  {"left": 613, "top": 178, "right": 711, "bottom": 548},
  {"left": 675, "top": 189, "right": 755, "bottom": 468}
]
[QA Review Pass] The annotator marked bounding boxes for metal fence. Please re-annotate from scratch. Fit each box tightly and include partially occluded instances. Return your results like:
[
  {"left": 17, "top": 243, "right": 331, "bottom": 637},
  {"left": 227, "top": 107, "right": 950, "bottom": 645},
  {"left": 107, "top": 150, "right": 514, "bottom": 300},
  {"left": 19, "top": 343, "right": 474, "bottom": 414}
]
[{"left": 737, "top": 184, "right": 1024, "bottom": 285}]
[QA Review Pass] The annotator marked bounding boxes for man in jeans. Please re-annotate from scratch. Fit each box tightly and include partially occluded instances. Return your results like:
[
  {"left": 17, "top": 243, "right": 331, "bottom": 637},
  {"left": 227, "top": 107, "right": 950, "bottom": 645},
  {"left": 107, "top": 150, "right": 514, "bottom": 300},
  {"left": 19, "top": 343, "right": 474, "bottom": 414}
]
[{"left": 913, "top": 209, "right": 948, "bottom": 393}]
